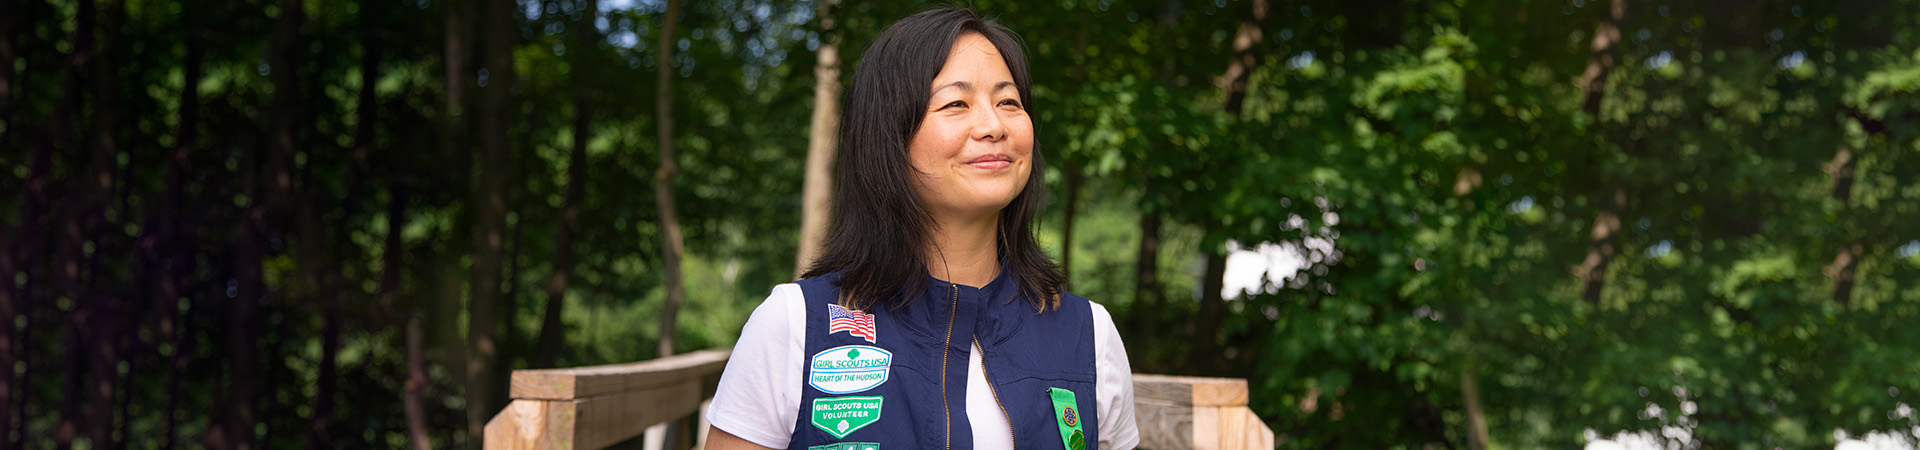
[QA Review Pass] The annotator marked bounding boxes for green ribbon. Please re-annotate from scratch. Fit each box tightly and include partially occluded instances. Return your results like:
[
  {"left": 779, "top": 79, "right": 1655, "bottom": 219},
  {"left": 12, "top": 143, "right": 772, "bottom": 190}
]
[{"left": 1048, "top": 387, "right": 1087, "bottom": 450}]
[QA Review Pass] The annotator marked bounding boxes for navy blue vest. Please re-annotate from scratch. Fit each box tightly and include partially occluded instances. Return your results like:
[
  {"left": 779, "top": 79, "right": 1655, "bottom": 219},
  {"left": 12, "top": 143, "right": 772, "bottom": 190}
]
[{"left": 788, "top": 270, "right": 1101, "bottom": 450}]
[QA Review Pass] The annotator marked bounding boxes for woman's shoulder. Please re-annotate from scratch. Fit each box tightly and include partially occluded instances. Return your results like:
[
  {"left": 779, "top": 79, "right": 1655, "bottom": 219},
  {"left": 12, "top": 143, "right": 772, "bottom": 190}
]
[
  {"left": 789, "top": 272, "right": 846, "bottom": 305},
  {"left": 1050, "top": 289, "right": 1099, "bottom": 314},
  {"left": 739, "top": 283, "right": 806, "bottom": 336},
  {"left": 1051, "top": 290, "right": 1122, "bottom": 335},
  {"left": 760, "top": 282, "right": 806, "bottom": 308}
]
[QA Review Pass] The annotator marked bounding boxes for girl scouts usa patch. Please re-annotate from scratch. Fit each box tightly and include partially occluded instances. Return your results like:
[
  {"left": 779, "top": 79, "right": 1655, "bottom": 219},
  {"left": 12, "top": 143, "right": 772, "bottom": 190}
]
[
  {"left": 811, "top": 396, "right": 883, "bottom": 438},
  {"left": 809, "top": 345, "right": 891, "bottom": 394}
]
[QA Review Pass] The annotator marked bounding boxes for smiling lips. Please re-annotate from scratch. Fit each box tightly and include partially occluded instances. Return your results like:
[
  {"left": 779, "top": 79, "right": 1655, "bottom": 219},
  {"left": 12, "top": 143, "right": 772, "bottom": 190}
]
[{"left": 966, "top": 154, "right": 1013, "bottom": 170}]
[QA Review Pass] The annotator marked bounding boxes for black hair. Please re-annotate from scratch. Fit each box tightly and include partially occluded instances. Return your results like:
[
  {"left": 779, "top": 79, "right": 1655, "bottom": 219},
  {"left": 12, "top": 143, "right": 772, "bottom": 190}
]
[{"left": 801, "top": 7, "right": 1065, "bottom": 312}]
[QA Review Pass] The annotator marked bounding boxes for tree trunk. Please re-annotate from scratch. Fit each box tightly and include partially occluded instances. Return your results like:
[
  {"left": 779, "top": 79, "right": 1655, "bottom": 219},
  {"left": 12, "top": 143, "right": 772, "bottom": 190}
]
[
  {"left": 1058, "top": 10, "right": 1091, "bottom": 287},
  {"left": 437, "top": 2, "right": 471, "bottom": 443},
  {"left": 215, "top": 214, "right": 265, "bottom": 450},
  {"left": 0, "top": 0, "right": 18, "bottom": 431},
  {"left": 54, "top": 308, "right": 87, "bottom": 450},
  {"left": 52, "top": 0, "right": 128, "bottom": 446},
  {"left": 82, "top": 1, "right": 127, "bottom": 445},
  {"left": 467, "top": 0, "right": 514, "bottom": 442},
  {"left": 0, "top": 193, "right": 17, "bottom": 448},
  {"left": 111, "top": 329, "right": 134, "bottom": 450},
  {"left": 534, "top": 0, "right": 598, "bottom": 369},
  {"left": 40, "top": 0, "right": 96, "bottom": 442},
  {"left": 1188, "top": 0, "right": 1267, "bottom": 375},
  {"left": 1060, "top": 166, "right": 1081, "bottom": 287},
  {"left": 303, "top": 6, "right": 381, "bottom": 445},
  {"left": 1461, "top": 359, "right": 1490, "bottom": 450},
  {"left": 266, "top": 0, "right": 301, "bottom": 214},
  {"left": 794, "top": 0, "right": 841, "bottom": 278},
  {"left": 1218, "top": 0, "right": 1268, "bottom": 115},
  {"left": 1190, "top": 251, "right": 1227, "bottom": 374},
  {"left": 432, "top": 241, "right": 465, "bottom": 446},
  {"left": 219, "top": 0, "right": 302, "bottom": 447},
  {"left": 259, "top": 300, "right": 293, "bottom": 448},
  {"left": 0, "top": 0, "right": 15, "bottom": 140},
  {"left": 0, "top": 0, "right": 11, "bottom": 105},
  {"left": 443, "top": 0, "right": 468, "bottom": 165},
  {"left": 500, "top": 189, "right": 524, "bottom": 370},
  {"left": 653, "top": 0, "right": 686, "bottom": 358},
  {"left": 1823, "top": 146, "right": 1859, "bottom": 305},
  {"left": 379, "top": 169, "right": 431, "bottom": 449},
  {"left": 432, "top": 1, "right": 469, "bottom": 446},
  {"left": 157, "top": 4, "right": 202, "bottom": 447},
  {"left": 1132, "top": 207, "right": 1161, "bottom": 333},
  {"left": 406, "top": 316, "right": 433, "bottom": 450},
  {"left": 1573, "top": 0, "right": 1625, "bottom": 305}
]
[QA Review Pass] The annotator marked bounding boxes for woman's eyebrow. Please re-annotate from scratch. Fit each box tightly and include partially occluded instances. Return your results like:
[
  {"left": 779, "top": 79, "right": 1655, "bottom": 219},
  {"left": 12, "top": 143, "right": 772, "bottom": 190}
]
[
  {"left": 931, "top": 81, "right": 972, "bottom": 96},
  {"left": 930, "top": 80, "right": 1017, "bottom": 96}
]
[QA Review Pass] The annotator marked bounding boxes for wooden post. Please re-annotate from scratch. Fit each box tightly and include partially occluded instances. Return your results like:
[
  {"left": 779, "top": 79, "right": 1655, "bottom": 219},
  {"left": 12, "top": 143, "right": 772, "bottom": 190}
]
[{"left": 1132, "top": 374, "right": 1276, "bottom": 450}]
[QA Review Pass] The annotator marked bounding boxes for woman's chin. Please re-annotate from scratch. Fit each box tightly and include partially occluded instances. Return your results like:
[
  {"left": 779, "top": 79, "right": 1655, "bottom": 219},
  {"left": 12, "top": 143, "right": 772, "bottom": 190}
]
[{"left": 966, "top": 191, "right": 1024, "bottom": 213}]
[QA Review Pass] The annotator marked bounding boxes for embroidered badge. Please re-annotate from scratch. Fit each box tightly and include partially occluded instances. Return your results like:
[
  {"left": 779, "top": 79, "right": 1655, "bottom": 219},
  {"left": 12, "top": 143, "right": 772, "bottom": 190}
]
[
  {"left": 827, "top": 303, "right": 877, "bottom": 343},
  {"left": 810, "top": 396, "right": 883, "bottom": 439},
  {"left": 809, "top": 345, "right": 891, "bottom": 394},
  {"left": 1048, "top": 387, "right": 1087, "bottom": 450},
  {"left": 806, "top": 443, "right": 878, "bottom": 450}
]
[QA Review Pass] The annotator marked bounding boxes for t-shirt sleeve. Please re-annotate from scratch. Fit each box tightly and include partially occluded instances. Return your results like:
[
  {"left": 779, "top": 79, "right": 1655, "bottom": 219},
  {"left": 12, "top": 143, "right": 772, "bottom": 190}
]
[
  {"left": 1091, "top": 301, "right": 1140, "bottom": 450},
  {"left": 704, "top": 283, "right": 806, "bottom": 449}
]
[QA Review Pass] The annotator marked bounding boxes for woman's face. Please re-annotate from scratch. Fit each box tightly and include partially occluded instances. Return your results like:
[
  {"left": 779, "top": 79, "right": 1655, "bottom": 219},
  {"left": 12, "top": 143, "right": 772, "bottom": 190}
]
[{"left": 908, "top": 32, "right": 1033, "bottom": 222}]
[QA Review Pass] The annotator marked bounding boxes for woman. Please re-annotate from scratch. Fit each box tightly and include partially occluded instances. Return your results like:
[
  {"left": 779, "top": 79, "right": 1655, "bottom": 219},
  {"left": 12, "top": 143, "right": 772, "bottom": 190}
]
[{"left": 704, "top": 8, "right": 1138, "bottom": 450}]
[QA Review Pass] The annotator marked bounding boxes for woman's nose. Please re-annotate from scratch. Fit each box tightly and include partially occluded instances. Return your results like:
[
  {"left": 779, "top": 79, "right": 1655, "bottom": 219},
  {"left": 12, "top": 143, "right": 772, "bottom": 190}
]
[{"left": 971, "top": 105, "right": 1009, "bottom": 142}]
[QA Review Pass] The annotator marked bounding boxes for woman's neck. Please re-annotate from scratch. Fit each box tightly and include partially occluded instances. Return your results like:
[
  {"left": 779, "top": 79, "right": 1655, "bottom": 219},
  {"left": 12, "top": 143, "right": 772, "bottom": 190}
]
[{"left": 925, "top": 213, "right": 1000, "bottom": 288}]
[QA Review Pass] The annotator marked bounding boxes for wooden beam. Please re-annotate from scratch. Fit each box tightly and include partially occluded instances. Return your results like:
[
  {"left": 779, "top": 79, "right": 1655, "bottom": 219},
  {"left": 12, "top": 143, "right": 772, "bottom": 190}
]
[
  {"left": 574, "top": 378, "right": 704, "bottom": 449},
  {"left": 484, "top": 378, "right": 709, "bottom": 450},
  {"left": 1133, "top": 374, "right": 1249, "bottom": 407},
  {"left": 1132, "top": 374, "right": 1272, "bottom": 450},
  {"left": 1217, "top": 406, "right": 1275, "bottom": 450},
  {"left": 1135, "top": 394, "right": 1192, "bottom": 450},
  {"left": 484, "top": 399, "right": 575, "bottom": 450},
  {"left": 488, "top": 348, "right": 729, "bottom": 450},
  {"left": 510, "top": 348, "right": 730, "bottom": 400}
]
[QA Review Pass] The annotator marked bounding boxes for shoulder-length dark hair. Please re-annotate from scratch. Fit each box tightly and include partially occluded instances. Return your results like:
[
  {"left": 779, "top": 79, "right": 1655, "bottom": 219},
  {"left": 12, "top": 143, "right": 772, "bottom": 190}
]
[{"left": 801, "top": 7, "right": 1064, "bottom": 312}]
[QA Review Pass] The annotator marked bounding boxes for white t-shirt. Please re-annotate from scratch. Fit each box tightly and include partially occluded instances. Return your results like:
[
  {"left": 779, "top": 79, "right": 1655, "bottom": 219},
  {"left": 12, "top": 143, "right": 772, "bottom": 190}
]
[{"left": 706, "top": 283, "right": 1140, "bottom": 449}]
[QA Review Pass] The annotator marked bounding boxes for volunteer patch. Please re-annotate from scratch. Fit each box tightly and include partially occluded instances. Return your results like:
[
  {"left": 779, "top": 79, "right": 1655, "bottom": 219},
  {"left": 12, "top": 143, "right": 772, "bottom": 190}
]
[
  {"left": 807, "top": 443, "right": 879, "bottom": 450},
  {"left": 809, "top": 345, "right": 891, "bottom": 394},
  {"left": 811, "top": 396, "right": 883, "bottom": 439}
]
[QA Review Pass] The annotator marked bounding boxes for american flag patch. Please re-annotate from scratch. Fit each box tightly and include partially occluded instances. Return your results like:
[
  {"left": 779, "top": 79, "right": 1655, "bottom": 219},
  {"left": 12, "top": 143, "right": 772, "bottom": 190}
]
[{"left": 827, "top": 304, "right": 877, "bottom": 343}]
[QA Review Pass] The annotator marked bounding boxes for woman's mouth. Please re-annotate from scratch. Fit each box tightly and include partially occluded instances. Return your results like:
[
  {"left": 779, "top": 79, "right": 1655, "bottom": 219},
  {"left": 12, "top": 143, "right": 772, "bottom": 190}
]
[{"left": 966, "top": 154, "right": 1012, "bottom": 170}]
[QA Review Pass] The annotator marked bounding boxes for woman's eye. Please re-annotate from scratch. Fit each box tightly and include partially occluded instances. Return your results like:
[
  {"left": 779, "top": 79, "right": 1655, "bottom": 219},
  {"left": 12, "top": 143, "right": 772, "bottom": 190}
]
[
  {"left": 1000, "top": 99, "right": 1023, "bottom": 108},
  {"left": 943, "top": 101, "right": 966, "bottom": 109}
]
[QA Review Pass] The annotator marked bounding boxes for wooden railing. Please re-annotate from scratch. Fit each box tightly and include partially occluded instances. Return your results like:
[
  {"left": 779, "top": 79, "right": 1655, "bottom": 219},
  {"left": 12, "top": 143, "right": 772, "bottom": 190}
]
[
  {"left": 484, "top": 349, "right": 1275, "bottom": 450},
  {"left": 484, "top": 349, "right": 731, "bottom": 449}
]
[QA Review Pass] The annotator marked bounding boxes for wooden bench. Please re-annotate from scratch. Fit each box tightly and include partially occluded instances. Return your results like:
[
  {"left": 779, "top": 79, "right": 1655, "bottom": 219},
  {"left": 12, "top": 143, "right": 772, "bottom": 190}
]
[{"left": 484, "top": 349, "right": 1275, "bottom": 449}]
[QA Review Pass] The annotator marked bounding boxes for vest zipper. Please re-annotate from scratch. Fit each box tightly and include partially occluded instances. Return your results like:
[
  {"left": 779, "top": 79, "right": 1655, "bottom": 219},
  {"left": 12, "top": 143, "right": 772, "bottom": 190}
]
[
  {"left": 940, "top": 283, "right": 958, "bottom": 450},
  {"left": 974, "top": 336, "right": 1016, "bottom": 448}
]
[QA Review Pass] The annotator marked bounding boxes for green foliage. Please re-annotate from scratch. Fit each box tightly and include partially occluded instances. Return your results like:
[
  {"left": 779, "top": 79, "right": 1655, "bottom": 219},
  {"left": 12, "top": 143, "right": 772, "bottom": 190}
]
[{"left": 4, "top": 0, "right": 1919, "bottom": 448}]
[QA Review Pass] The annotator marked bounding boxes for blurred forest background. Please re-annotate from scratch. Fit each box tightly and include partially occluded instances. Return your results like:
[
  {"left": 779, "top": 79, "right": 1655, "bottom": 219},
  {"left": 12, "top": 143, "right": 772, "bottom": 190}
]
[{"left": 3, "top": 0, "right": 1920, "bottom": 448}]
